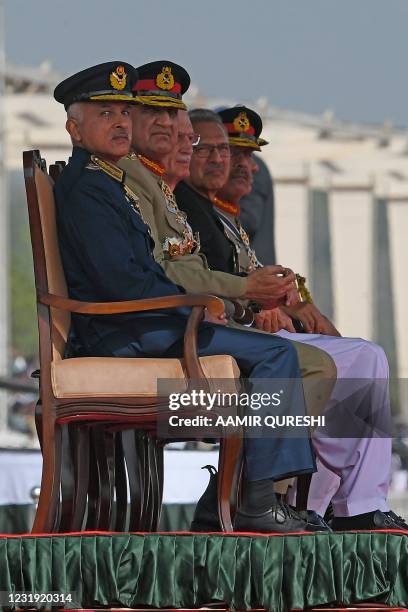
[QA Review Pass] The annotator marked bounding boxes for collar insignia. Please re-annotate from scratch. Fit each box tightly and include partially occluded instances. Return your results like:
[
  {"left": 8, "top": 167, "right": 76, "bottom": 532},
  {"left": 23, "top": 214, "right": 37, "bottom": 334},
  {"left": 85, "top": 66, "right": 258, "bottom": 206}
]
[
  {"left": 156, "top": 66, "right": 175, "bottom": 91},
  {"left": 233, "top": 112, "right": 250, "bottom": 133},
  {"left": 110, "top": 65, "right": 127, "bottom": 90},
  {"left": 136, "top": 154, "right": 166, "bottom": 176},
  {"left": 213, "top": 196, "right": 240, "bottom": 216},
  {"left": 90, "top": 155, "right": 124, "bottom": 182}
]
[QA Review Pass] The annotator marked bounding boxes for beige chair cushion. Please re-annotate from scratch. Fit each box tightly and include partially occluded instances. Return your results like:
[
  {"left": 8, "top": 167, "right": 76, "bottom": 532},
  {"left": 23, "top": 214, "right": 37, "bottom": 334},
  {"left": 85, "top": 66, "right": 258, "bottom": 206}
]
[{"left": 51, "top": 354, "right": 240, "bottom": 398}]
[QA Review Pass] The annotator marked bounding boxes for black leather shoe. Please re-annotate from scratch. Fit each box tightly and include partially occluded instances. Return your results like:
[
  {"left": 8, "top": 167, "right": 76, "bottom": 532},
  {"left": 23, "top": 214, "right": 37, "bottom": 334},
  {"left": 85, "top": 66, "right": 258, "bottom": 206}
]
[
  {"left": 332, "top": 509, "right": 408, "bottom": 531},
  {"left": 297, "top": 509, "right": 332, "bottom": 532},
  {"left": 385, "top": 510, "right": 408, "bottom": 530},
  {"left": 190, "top": 465, "right": 221, "bottom": 532},
  {"left": 234, "top": 503, "right": 310, "bottom": 533}
]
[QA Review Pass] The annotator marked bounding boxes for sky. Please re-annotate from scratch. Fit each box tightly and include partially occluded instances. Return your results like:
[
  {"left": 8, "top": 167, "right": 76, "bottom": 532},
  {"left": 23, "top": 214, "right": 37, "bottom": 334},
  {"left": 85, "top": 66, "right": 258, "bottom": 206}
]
[{"left": 3, "top": 0, "right": 408, "bottom": 126}]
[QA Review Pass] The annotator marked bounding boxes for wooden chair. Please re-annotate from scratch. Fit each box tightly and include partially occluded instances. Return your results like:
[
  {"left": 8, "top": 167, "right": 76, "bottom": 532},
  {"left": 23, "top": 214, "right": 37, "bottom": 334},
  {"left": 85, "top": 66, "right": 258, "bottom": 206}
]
[{"left": 23, "top": 149, "right": 243, "bottom": 534}]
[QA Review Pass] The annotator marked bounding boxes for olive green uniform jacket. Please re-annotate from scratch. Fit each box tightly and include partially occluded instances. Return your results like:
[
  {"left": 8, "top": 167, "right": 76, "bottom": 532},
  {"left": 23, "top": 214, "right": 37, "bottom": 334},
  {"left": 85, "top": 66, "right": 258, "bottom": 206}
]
[
  {"left": 119, "top": 156, "right": 247, "bottom": 299},
  {"left": 118, "top": 154, "right": 336, "bottom": 417}
]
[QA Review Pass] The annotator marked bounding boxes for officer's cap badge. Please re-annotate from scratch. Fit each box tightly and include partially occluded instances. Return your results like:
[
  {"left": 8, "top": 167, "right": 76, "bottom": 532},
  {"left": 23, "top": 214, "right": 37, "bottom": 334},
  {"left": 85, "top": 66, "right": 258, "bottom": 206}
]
[
  {"left": 233, "top": 112, "right": 251, "bottom": 133},
  {"left": 156, "top": 66, "right": 175, "bottom": 91},
  {"left": 110, "top": 65, "right": 127, "bottom": 90}
]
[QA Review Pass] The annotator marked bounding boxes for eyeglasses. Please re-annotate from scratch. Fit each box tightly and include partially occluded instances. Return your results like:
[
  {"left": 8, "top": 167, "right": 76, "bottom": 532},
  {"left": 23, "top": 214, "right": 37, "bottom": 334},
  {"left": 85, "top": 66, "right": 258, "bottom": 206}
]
[
  {"left": 192, "top": 143, "right": 230, "bottom": 159},
  {"left": 178, "top": 133, "right": 201, "bottom": 146}
]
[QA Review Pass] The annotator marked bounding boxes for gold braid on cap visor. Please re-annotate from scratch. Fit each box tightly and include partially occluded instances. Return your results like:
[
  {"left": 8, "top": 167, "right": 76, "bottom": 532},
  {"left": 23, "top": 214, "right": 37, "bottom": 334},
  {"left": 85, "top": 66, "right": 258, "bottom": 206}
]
[
  {"left": 133, "top": 95, "right": 187, "bottom": 110},
  {"left": 228, "top": 136, "right": 262, "bottom": 150}
]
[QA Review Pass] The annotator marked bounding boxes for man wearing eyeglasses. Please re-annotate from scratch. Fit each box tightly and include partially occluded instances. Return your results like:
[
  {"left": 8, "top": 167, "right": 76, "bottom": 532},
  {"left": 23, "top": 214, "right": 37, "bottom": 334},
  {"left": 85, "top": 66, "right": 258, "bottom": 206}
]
[
  {"left": 120, "top": 77, "right": 336, "bottom": 418},
  {"left": 120, "top": 73, "right": 336, "bottom": 415},
  {"left": 53, "top": 61, "right": 323, "bottom": 535},
  {"left": 120, "top": 62, "right": 314, "bottom": 317},
  {"left": 176, "top": 105, "right": 405, "bottom": 532},
  {"left": 174, "top": 109, "right": 235, "bottom": 274}
]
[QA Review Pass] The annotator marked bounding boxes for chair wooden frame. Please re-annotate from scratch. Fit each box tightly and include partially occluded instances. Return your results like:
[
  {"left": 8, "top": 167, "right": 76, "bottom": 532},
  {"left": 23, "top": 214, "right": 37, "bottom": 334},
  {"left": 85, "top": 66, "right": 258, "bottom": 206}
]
[{"left": 24, "top": 149, "right": 243, "bottom": 534}]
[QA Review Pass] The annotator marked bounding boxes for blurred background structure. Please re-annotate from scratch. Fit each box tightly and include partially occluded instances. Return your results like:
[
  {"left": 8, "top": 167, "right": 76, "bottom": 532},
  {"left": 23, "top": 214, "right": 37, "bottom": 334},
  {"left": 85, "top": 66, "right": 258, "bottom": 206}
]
[
  {"left": 1, "top": 0, "right": 408, "bottom": 530},
  {"left": 3, "top": 64, "right": 408, "bottom": 421}
]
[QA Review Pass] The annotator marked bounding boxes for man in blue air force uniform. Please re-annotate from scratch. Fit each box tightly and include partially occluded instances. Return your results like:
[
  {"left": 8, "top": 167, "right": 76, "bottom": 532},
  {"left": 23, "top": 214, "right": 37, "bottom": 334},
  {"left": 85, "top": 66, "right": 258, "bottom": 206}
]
[{"left": 53, "top": 62, "right": 317, "bottom": 533}]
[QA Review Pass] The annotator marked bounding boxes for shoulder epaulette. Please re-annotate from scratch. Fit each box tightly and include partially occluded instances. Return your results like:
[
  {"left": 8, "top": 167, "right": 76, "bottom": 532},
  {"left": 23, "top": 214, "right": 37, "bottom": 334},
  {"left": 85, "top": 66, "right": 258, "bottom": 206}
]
[{"left": 88, "top": 154, "right": 125, "bottom": 183}]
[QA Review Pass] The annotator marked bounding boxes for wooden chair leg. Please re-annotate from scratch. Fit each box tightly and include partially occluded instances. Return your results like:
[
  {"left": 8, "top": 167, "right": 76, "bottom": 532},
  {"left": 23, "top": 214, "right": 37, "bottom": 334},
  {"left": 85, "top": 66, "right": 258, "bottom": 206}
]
[
  {"left": 139, "top": 434, "right": 153, "bottom": 531},
  {"left": 155, "top": 440, "right": 165, "bottom": 528},
  {"left": 296, "top": 473, "right": 312, "bottom": 511},
  {"left": 143, "top": 436, "right": 155, "bottom": 531},
  {"left": 123, "top": 429, "right": 143, "bottom": 531},
  {"left": 217, "top": 433, "right": 243, "bottom": 532},
  {"left": 32, "top": 418, "right": 63, "bottom": 533},
  {"left": 58, "top": 425, "right": 75, "bottom": 532},
  {"left": 86, "top": 431, "right": 99, "bottom": 530},
  {"left": 105, "top": 429, "right": 116, "bottom": 530},
  {"left": 147, "top": 437, "right": 162, "bottom": 531},
  {"left": 70, "top": 425, "right": 90, "bottom": 531},
  {"left": 35, "top": 402, "right": 43, "bottom": 450},
  {"left": 93, "top": 427, "right": 115, "bottom": 530},
  {"left": 232, "top": 456, "right": 244, "bottom": 519},
  {"left": 114, "top": 432, "right": 128, "bottom": 531}
]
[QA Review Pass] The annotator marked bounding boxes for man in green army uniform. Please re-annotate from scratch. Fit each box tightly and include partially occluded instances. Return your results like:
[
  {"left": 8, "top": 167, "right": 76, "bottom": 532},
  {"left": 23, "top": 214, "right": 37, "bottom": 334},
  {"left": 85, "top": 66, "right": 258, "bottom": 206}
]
[
  {"left": 119, "top": 62, "right": 302, "bottom": 315},
  {"left": 118, "top": 60, "right": 333, "bottom": 340},
  {"left": 118, "top": 60, "right": 336, "bottom": 398},
  {"left": 116, "top": 61, "right": 337, "bottom": 530}
]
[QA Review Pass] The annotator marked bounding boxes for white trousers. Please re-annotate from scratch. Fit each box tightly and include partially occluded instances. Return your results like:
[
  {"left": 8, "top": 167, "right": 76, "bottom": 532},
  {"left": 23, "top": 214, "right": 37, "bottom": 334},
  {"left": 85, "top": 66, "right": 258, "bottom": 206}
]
[{"left": 278, "top": 331, "right": 391, "bottom": 517}]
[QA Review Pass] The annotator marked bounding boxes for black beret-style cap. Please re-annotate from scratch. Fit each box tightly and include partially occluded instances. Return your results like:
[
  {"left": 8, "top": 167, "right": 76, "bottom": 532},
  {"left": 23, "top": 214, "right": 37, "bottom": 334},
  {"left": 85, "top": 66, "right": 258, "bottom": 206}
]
[
  {"left": 217, "top": 105, "right": 269, "bottom": 151},
  {"left": 132, "top": 60, "right": 190, "bottom": 110},
  {"left": 54, "top": 61, "right": 138, "bottom": 110}
]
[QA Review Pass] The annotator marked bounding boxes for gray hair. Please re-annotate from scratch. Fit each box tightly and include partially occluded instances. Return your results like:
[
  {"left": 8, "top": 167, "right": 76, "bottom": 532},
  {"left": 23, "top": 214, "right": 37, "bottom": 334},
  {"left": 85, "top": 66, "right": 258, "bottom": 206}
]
[
  {"left": 66, "top": 102, "right": 85, "bottom": 146},
  {"left": 67, "top": 102, "right": 84, "bottom": 122},
  {"left": 188, "top": 108, "right": 226, "bottom": 131}
]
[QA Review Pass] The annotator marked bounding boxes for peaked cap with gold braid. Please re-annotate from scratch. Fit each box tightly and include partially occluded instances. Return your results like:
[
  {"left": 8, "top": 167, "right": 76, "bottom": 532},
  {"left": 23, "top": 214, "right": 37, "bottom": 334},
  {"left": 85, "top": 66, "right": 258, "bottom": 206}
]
[
  {"left": 132, "top": 60, "right": 190, "bottom": 110},
  {"left": 217, "top": 105, "right": 268, "bottom": 151},
  {"left": 54, "top": 62, "right": 138, "bottom": 110}
]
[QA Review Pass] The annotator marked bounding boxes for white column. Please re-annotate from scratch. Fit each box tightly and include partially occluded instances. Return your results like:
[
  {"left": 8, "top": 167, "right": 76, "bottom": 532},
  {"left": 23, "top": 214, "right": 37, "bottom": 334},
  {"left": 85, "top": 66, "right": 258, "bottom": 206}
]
[
  {"left": 0, "top": 0, "right": 8, "bottom": 429},
  {"left": 274, "top": 178, "right": 310, "bottom": 277},
  {"left": 387, "top": 198, "right": 408, "bottom": 381},
  {"left": 328, "top": 185, "right": 374, "bottom": 338}
]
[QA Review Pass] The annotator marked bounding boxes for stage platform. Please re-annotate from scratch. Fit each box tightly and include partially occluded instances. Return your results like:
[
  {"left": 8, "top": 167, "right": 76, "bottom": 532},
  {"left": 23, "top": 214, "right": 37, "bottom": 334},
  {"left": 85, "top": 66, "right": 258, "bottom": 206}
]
[{"left": 0, "top": 530, "right": 407, "bottom": 611}]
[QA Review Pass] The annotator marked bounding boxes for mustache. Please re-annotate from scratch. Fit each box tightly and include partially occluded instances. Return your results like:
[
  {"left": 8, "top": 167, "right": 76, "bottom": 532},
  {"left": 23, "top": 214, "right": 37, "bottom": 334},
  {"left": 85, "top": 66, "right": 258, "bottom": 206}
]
[
  {"left": 152, "top": 130, "right": 172, "bottom": 137},
  {"left": 231, "top": 169, "right": 251, "bottom": 180},
  {"left": 113, "top": 130, "right": 130, "bottom": 138},
  {"left": 207, "top": 161, "right": 225, "bottom": 169}
]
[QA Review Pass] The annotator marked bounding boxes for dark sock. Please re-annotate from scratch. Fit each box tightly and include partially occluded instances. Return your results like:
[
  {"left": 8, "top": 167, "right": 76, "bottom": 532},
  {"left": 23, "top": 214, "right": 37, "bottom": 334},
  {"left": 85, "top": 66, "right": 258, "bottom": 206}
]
[{"left": 240, "top": 478, "right": 276, "bottom": 514}]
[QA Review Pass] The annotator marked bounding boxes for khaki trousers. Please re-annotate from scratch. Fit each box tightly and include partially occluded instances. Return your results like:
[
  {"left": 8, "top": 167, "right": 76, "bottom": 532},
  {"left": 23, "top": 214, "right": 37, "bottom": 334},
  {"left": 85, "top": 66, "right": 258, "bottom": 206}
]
[{"left": 227, "top": 321, "right": 337, "bottom": 494}]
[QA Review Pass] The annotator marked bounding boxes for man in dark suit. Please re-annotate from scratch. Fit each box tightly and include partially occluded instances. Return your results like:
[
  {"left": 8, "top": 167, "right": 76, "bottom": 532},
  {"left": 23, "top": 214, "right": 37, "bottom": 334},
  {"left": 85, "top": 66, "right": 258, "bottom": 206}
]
[
  {"left": 239, "top": 155, "right": 276, "bottom": 265},
  {"left": 53, "top": 62, "right": 318, "bottom": 533},
  {"left": 176, "top": 104, "right": 406, "bottom": 532}
]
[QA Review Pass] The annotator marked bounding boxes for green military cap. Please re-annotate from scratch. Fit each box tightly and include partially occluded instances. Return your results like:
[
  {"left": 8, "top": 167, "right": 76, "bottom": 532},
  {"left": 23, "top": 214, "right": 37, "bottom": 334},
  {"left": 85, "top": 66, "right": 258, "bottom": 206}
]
[
  {"left": 132, "top": 60, "right": 190, "bottom": 110},
  {"left": 217, "top": 105, "right": 269, "bottom": 151}
]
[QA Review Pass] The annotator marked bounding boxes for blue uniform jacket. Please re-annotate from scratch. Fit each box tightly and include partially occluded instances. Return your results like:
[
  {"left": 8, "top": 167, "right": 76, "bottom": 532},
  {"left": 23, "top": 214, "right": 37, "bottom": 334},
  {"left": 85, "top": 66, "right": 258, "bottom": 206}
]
[
  {"left": 54, "top": 149, "right": 315, "bottom": 479},
  {"left": 55, "top": 147, "right": 191, "bottom": 356}
]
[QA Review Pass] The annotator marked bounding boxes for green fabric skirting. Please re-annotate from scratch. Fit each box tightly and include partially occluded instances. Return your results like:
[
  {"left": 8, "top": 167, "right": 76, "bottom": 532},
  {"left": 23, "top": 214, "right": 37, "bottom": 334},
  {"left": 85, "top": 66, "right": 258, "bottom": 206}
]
[
  {"left": 0, "top": 504, "right": 32, "bottom": 534},
  {"left": 0, "top": 531, "right": 407, "bottom": 611},
  {"left": 0, "top": 503, "right": 195, "bottom": 534}
]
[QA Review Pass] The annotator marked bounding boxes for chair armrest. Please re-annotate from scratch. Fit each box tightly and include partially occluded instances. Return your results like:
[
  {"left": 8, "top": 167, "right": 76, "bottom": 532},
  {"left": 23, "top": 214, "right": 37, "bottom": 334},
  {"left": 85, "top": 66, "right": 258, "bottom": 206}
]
[{"left": 37, "top": 292, "right": 225, "bottom": 317}]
